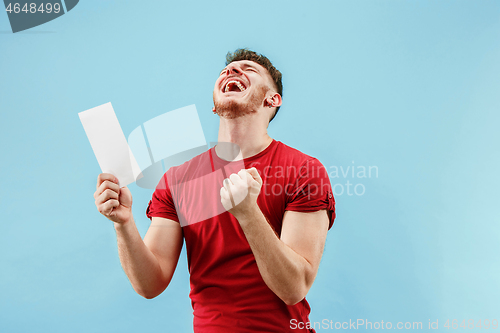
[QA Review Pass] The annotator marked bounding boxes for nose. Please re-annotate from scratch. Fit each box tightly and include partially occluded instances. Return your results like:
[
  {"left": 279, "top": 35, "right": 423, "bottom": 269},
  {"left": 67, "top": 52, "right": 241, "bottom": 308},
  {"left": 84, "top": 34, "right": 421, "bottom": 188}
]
[{"left": 225, "top": 63, "right": 242, "bottom": 75}]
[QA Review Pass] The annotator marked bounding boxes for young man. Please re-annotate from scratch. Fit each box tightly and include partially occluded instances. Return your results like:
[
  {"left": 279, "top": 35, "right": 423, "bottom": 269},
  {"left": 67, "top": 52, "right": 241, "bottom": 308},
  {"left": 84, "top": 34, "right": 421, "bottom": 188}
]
[{"left": 94, "top": 49, "right": 336, "bottom": 332}]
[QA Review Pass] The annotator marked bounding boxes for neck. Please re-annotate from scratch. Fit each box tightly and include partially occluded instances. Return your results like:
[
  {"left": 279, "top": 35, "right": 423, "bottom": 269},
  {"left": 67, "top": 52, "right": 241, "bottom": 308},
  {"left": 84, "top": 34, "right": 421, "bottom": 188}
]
[{"left": 216, "top": 115, "right": 272, "bottom": 161}]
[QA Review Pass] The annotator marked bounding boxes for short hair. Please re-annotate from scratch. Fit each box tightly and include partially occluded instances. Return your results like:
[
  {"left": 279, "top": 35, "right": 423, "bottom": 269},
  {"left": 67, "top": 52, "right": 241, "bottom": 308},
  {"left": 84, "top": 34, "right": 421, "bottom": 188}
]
[{"left": 225, "top": 49, "right": 283, "bottom": 122}]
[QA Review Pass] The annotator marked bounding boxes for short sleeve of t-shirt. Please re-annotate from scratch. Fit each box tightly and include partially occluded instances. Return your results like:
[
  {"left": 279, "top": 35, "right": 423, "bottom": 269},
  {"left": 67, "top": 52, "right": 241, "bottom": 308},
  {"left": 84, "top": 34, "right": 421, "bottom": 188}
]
[
  {"left": 146, "top": 172, "right": 179, "bottom": 223},
  {"left": 285, "top": 158, "right": 336, "bottom": 229}
]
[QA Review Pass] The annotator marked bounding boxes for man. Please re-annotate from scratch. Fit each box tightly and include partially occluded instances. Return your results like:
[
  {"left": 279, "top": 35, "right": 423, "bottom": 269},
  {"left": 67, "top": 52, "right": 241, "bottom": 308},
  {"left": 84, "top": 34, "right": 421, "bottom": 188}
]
[{"left": 94, "top": 49, "right": 336, "bottom": 332}]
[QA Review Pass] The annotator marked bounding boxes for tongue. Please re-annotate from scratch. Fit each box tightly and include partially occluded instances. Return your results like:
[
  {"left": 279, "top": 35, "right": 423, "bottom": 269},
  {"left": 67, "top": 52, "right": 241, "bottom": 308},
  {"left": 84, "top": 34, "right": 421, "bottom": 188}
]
[{"left": 227, "top": 82, "right": 242, "bottom": 92}]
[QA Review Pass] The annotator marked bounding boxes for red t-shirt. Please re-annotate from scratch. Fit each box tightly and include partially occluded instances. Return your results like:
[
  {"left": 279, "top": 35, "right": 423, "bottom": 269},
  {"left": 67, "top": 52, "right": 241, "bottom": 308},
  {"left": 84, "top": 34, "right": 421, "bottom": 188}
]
[{"left": 147, "top": 139, "right": 335, "bottom": 332}]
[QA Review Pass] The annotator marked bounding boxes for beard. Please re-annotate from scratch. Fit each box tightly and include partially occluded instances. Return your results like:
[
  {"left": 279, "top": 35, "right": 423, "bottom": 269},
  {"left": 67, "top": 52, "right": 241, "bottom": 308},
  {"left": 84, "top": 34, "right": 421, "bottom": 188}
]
[{"left": 213, "top": 85, "right": 269, "bottom": 119}]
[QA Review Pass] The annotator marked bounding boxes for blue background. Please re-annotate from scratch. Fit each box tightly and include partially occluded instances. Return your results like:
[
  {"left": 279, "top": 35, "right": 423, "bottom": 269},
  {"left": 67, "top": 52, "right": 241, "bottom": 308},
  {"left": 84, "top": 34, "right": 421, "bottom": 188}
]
[{"left": 1, "top": 1, "right": 499, "bottom": 332}]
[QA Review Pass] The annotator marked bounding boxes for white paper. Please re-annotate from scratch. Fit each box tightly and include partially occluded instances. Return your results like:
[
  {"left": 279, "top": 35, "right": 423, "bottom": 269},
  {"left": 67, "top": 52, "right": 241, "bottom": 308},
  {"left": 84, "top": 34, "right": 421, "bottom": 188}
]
[{"left": 79, "top": 102, "right": 141, "bottom": 187}]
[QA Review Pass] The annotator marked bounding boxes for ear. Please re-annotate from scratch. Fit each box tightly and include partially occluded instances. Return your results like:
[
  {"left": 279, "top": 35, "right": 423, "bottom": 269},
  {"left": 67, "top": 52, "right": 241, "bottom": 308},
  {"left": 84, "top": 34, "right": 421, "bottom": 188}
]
[
  {"left": 212, "top": 107, "right": 216, "bottom": 114},
  {"left": 267, "top": 93, "right": 282, "bottom": 108}
]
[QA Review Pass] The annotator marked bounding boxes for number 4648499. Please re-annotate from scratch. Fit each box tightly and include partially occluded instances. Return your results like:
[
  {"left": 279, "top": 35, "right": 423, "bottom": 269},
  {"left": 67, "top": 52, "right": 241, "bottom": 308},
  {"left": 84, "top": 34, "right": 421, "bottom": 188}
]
[{"left": 5, "top": 3, "right": 61, "bottom": 14}]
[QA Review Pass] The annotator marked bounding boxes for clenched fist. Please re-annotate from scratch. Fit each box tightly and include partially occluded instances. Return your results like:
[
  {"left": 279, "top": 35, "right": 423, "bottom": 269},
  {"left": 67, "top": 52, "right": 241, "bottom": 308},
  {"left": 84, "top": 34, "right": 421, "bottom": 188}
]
[
  {"left": 220, "top": 167, "right": 263, "bottom": 219},
  {"left": 94, "top": 173, "right": 133, "bottom": 224}
]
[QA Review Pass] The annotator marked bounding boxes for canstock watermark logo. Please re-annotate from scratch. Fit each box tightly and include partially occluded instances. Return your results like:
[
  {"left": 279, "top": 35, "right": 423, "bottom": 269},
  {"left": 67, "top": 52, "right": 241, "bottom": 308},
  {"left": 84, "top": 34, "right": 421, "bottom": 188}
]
[
  {"left": 3, "top": 0, "right": 79, "bottom": 33},
  {"left": 80, "top": 102, "right": 373, "bottom": 227}
]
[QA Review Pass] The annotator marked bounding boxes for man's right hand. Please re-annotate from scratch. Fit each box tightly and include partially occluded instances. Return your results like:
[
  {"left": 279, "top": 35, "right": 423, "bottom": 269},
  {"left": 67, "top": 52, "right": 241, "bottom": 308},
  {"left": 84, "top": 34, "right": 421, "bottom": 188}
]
[{"left": 94, "top": 173, "right": 133, "bottom": 224}]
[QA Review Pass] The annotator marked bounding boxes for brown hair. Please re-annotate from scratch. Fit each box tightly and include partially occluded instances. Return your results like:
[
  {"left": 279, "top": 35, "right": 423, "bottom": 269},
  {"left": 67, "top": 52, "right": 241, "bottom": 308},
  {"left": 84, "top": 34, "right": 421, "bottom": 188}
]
[{"left": 225, "top": 49, "right": 283, "bottom": 122}]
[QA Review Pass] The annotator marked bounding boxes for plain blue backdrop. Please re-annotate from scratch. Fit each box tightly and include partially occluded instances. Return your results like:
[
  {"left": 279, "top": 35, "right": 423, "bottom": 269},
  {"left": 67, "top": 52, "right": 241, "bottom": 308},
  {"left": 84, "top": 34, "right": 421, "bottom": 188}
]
[{"left": 1, "top": 1, "right": 499, "bottom": 332}]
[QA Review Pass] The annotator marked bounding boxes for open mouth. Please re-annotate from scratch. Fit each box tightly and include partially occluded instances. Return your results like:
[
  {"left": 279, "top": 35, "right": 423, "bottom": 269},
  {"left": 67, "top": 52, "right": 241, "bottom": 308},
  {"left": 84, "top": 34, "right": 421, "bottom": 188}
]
[{"left": 223, "top": 79, "right": 247, "bottom": 93}]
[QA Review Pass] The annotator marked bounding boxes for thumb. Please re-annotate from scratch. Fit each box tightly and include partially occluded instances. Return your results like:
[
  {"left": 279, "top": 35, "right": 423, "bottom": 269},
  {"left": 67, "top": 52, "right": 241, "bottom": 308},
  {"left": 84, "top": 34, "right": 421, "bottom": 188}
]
[
  {"left": 246, "top": 167, "right": 262, "bottom": 186},
  {"left": 119, "top": 186, "right": 133, "bottom": 207}
]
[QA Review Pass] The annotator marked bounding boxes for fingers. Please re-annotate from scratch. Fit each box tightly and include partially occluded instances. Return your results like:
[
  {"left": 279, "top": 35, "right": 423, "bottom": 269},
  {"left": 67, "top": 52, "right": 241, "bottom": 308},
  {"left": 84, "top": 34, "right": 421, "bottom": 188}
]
[
  {"left": 94, "top": 180, "right": 120, "bottom": 199},
  {"left": 220, "top": 168, "right": 264, "bottom": 213},
  {"left": 97, "top": 173, "right": 118, "bottom": 190},
  {"left": 98, "top": 197, "right": 120, "bottom": 216},
  {"left": 222, "top": 179, "right": 236, "bottom": 208},
  {"left": 95, "top": 188, "right": 119, "bottom": 205},
  {"left": 95, "top": 188, "right": 119, "bottom": 216},
  {"left": 224, "top": 169, "right": 260, "bottom": 189},
  {"left": 220, "top": 186, "right": 232, "bottom": 207},
  {"left": 245, "top": 167, "right": 262, "bottom": 186},
  {"left": 229, "top": 173, "right": 244, "bottom": 186},
  {"left": 220, "top": 185, "right": 234, "bottom": 211},
  {"left": 237, "top": 169, "right": 249, "bottom": 184},
  {"left": 220, "top": 186, "right": 229, "bottom": 201},
  {"left": 118, "top": 185, "right": 133, "bottom": 208},
  {"left": 95, "top": 173, "right": 121, "bottom": 217}
]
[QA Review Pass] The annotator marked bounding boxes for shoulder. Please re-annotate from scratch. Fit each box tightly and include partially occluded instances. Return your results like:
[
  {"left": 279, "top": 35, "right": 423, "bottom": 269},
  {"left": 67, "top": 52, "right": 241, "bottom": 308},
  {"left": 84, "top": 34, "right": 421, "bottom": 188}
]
[
  {"left": 273, "top": 141, "right": 325, "bottom": 168},
  {"left": 273, "top": 142, "right": 332, "bottom": 184}
]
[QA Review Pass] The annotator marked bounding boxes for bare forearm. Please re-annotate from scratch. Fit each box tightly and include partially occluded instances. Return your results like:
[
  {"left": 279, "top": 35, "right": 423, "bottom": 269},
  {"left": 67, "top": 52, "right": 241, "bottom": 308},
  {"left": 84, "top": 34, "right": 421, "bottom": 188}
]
[
  {"left": 237, "top": 207, "right": 314, "bottom": 305},
  {"left": 114, "top": 218, "right": 167, "bottom": 298}
]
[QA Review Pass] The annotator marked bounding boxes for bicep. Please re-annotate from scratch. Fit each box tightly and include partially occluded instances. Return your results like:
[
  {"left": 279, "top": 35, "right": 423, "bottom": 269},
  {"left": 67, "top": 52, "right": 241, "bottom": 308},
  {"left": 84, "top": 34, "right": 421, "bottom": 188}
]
[
  {"left": 143, "top": 217, "right": 183, "bottom": 282},
  {"left": 280, "top": 210, "right": 329, "bottom": 273}
]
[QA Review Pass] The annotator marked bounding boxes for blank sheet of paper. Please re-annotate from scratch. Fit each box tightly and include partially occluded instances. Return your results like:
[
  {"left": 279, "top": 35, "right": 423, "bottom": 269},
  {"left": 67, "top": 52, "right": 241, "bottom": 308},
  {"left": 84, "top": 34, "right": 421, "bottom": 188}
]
[{"left": 79, "top": 102, "right": 141, "bottom": 187}]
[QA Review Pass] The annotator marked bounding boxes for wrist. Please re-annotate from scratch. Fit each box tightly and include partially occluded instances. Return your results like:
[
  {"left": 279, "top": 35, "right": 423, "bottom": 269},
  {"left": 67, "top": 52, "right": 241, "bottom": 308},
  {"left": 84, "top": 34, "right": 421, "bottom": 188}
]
[
  {"left": 234, "top": 203, "right": 261, "bottom": 225},
  {"left": 114, "top": 215, "right": 134, "bottom": 229}
]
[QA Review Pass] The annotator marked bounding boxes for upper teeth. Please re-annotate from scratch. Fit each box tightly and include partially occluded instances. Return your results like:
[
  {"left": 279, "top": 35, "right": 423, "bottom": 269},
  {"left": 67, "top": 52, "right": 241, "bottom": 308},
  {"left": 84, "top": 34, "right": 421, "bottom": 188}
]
[{"left": 225, "top": 80, "right": 246, "bottom": 92}]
